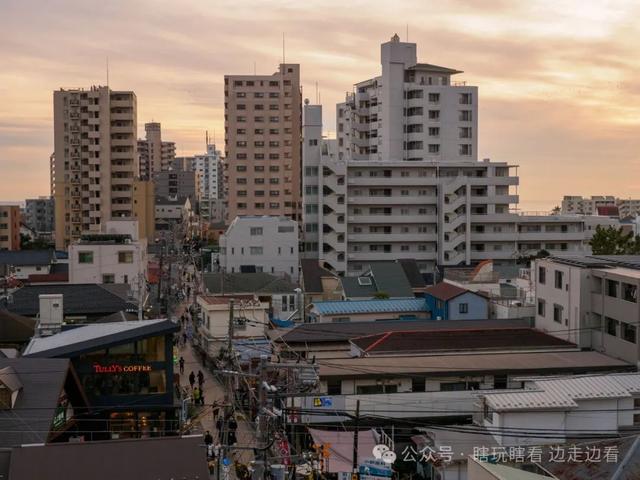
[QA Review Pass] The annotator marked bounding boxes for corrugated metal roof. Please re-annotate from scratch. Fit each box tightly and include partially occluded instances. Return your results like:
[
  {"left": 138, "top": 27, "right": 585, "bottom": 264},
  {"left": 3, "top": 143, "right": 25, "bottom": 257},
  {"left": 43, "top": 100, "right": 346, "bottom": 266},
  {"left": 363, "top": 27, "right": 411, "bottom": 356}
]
[
  {"left": 313, "top": 298, "right": 427, "bottom": 315},
  {"left": 23, "top": 319, "right": 177, "bottom": 357},
  {"left": 484, "top": 373, "right": 640, "bottom": 411}
]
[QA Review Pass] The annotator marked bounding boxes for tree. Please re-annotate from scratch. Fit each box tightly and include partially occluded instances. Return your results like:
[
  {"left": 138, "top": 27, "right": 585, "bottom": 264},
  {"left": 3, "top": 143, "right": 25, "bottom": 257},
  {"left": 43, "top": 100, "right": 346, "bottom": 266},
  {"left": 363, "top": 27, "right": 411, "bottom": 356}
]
[
  {"left": 551, "top": 206, "right": 561, "bottom": 215},
  {"left": 589, "top": 226, "right": 637, "bottom": 255}
]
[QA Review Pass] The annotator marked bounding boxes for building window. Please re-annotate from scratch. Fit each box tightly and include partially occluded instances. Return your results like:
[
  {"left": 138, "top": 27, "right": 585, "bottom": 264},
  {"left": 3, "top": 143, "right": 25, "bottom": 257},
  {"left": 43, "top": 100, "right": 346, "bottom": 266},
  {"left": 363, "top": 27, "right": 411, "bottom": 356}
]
[
  {"left": 494, "top": 375, "right": 508, "bottom": 389},
  {"left": 78, "top": 251, "right": 94, "bottom": 264},
  {"left": 327, "top": 379, "right": 341, "bottom": 395},
  {"left": 459, "top": 303, "right": 468, "bottom": 314},
  {"left": 538, "top": 266, "right": 546, "bottom": 284},
  {"left": 554, "top": 270, "right": 564, "bottom": 289},
  {"left": 118, "top": 251, "right": 133, "bottom": 263},
  {"left": 250, "top": 227, "right": 263, "bottom": 236},
  {"left": 537, "top": 299, "right": 546, "bottom": 316},
  {"left": 553, "top": 304, "right": 563, "bottom": 323},
  {"left": 623, "top": 322, "right": 637, "bottom": 343},
  {"left": 622, "top": 283, "right": 637, "bottom": 303},
  {"left": 250, "top": 247, "right": 263, "bottom": 255},
  {"left": 606, "top": 279, "right": 619, "bottom": 298},
  {"left": 606, "top": 317, "right": 618, "bottom": 336},
  {"left": 102, "top": 274, "right": 115, "bottom": 284}
]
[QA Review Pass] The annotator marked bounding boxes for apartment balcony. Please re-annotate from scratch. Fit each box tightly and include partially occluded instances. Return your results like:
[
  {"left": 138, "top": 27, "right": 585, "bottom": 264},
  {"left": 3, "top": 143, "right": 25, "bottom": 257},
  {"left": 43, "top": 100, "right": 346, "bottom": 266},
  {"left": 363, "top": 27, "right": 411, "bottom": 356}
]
[
  {"left": 347, "top": 177, "right": 438, "bottom": 186},
  {"left": 111, "top": 138, "right": 133, "bottom": 147},
  {"left": 349, "top": 233, "right": 438, "bottom": 243},
  {"left": 348, "top": 214, "right": 438, "bottom": 224},
  {"left": 516, "top": 231, "right": 585, "bottom": 242},
  {"left": 471, "top": 176, "right": 519, "bottom": 187},
  {"left": 110, "top": 112, "right": 133, "bottom": 122},
  {"left": 111, "top": 125, "right": 133, "bottom": 134},
  {"left": 110, "top": 151, "right": 134, "bottom": 160},
  {"left": 348, "top": 251, "right": 437, "bottom": 262},
  {"left": 470, "top": 213, "right": 518, "bottom": 223},
  {"left": 348, "top": 195, "right": 437, "bottom": 205},
  {"left": 470, "top": 232, "right": 517, "bottom": 242},
  {"left": 69, "top": 177, "right": 81, "bottom": 185},
  {"left": 111, "top": 189, "right": 132, "bottom": 199},
  {"left": 111, "top": 176, "right": 133, "bottom": 186},
  {"left": 470, "top": 194, "right": 519, "bottom": 205},
  {"left": 111, "top": 99, "right": 133, "bottom": 108}
]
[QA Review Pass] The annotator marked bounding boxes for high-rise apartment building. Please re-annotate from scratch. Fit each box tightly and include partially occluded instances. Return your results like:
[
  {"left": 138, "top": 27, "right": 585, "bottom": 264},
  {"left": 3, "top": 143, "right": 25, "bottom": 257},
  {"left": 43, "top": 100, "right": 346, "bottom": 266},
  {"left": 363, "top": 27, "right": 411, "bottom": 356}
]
[
  {"left": 224, "top": 64, "right": 302, "bottom": 222},
  {"left": 154, "top": 170, "right": 199, "bottom": 205},
  {"left": 53, "top": 86, "right": 138, "bottom": 249},
  {"left": 302, "top": 37, "right": 615, "bottom": 276},
  {"left": 138, "top": 122, "right": 176, "bottom": 179},
  {"left": 24, "top": 196, "right": 55, "bottom": 238},
  {"left": 336, "top": 34, "right": 477, "bottom": 164},
  {"left": 0, "top": 205, "right": 21, "bottom": 251},
  {"left": 174, "top": 143, "right": 224, "bottom": 223}
]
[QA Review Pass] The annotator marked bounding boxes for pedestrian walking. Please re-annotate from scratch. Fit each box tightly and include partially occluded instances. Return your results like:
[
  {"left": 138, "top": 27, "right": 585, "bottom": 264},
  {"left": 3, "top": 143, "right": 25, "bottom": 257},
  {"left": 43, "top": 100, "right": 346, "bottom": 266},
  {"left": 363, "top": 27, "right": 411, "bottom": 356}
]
[
  {"left": 182, "top": 332, "right": 187, "bottom": 346},
  {"left": 228, "top": 416, "right": 238, "bottom": 445},
  {"left": 197, "top": 370, "right": 204, "bottom": 388},
  {"left": 204, "top": 430, "right": 214, "bottom": 446},
  {"left": 215, "top": 416, "right": 224, "bottom": 441},
  {"left": 179, "top": 356, "right": 185, "bottom": 375},
  {"left": 199, "top": 390, "right": 205, "bottom": 406},
  {"left": 188, "top": 371, "right": 195, "bottom": 389},
  {"left": 212, "top": 402, "right": 221, "bottom": 423}
]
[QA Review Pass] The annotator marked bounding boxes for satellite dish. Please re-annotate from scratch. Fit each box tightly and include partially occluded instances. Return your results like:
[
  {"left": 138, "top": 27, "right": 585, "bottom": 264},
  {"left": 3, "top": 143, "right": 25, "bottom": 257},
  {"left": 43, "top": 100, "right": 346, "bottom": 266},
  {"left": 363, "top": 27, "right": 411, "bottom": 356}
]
[{"left": 304, "top": 98, "right": 310, "bottom": 105}]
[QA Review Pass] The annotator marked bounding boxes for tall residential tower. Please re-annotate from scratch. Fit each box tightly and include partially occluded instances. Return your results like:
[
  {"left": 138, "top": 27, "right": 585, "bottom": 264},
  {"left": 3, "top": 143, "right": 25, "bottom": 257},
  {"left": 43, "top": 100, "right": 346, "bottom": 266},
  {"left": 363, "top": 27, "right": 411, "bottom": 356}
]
[
  {"left": 224, "top": 64, "right": 302, "bottom": 222},
  {"left": 53, "top": 86, "right": 138, "bottom": 249},
  {"left": 138, "top": 122, "right": 176, "bottom": 179}
]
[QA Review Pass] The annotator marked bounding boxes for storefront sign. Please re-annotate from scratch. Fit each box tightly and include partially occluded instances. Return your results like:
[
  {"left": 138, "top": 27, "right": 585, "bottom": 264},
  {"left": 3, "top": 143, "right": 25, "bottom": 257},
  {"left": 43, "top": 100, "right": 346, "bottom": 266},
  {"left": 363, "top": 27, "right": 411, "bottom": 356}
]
[{"left": 92, "top": 363, "right": 152, "bottom": 373}]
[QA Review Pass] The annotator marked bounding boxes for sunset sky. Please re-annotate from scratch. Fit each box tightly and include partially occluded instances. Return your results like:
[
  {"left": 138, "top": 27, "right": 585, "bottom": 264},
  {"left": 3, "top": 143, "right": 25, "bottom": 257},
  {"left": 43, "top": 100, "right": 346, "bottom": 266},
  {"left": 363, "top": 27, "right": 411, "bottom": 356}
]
[{"left": 1, "top": 0, "right": 639, "bottom": 210}]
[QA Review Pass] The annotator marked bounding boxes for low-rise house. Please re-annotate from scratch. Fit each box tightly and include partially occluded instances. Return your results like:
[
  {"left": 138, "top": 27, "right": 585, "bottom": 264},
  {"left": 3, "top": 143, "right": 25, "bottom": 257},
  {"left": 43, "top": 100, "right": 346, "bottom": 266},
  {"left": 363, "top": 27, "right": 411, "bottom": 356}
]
[
  {"left": 0, "top": 250, "right": 62, "bottom": 280},
  {"left": 0, "top": 357, "right": 89, "bottom": 448},
  {"left": 341, "top": 262, "right": 415, "bottom": 300},
  {"left": 478, "top": 373, "right": 640, "bottom": 447},
  {"left": 309, "top": 298, "right": 430, "bottom": 323},
  {"left": 424, "top": 282, "right": 489, "bottom": 320},
  {"left": 196, "top": 294, "right": 270, "bottom": 357},
  {"left": 203, "top": 271, "right": 299, "bottom": 322},
  {"left": 5, "top": 284, "right": 137, "bottom": 323},
  {"left": 0, "top": 309, "right": 36, "bottom": 349},
  {"left": 219, "top": 216, "right": 299, "bottom": 281},
  {"left": 300, "top": 259, "right": 342, "bottom": 304},
  {"left": 276, "top": 318, "right": 532, "bottom": 360},
  {"left": 68, "top": 220, "right": 147, "bottom": 299},
  {"left": 4, "top": 435, "right": 209, "bottom": 480}
]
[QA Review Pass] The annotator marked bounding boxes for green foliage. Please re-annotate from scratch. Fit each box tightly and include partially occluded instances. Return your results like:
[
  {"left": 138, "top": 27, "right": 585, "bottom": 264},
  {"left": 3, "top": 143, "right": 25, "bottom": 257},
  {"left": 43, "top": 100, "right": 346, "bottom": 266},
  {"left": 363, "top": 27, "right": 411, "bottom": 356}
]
[
  {"left": 373, "top": 291, "right": 390, "bottom": 299},
  {"left": 20, "top": 233, "right": 53, "bottom": 250},
  {"left": 589, "top": 226, "right": 640, "bottom": 255}
]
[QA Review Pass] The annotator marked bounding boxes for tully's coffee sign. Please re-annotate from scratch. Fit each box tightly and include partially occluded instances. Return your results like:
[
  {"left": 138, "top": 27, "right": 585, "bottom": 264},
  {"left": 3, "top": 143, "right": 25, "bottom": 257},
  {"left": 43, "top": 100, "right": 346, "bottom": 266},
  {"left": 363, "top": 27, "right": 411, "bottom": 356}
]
[{"left": 92, "top": 363, "right": 152, "bottom": 373}]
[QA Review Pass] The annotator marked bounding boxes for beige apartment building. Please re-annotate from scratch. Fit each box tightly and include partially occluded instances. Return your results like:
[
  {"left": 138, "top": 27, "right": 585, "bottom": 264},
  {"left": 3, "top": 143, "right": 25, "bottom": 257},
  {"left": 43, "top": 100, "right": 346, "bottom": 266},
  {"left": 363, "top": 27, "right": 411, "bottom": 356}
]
[
  {"left": 224, "top": 64, "right": 302, "bottom": 223},
  {"left": 132, "top": 179, "right": 155, "bottom": 241},
  {"left": 53, "top": 86, "right": 138, "bottom": 249},
  {"left": 0, "top": 205, "right": 21, "bottom": 251},
  {"left": 138, "top": 122, "right": 175, "bottom": 179}
]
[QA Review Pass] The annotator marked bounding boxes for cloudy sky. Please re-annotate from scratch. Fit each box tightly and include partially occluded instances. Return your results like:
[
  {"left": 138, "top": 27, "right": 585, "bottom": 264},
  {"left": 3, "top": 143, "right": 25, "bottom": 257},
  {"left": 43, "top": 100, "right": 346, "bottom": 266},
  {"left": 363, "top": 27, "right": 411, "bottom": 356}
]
[{"left": 1, "top": 0, "right": 639, "bottom": 210}]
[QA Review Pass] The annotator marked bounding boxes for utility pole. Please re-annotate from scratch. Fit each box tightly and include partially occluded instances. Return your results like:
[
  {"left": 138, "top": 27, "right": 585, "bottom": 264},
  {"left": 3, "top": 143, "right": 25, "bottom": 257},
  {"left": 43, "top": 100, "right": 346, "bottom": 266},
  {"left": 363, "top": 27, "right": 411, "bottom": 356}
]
[
  {"left": 157, "top": 241, "right": 164, "bottom": 305},
  {"left": 254, "top": 355, "right": 269, "bottom": 480},
  {"left": 137, "top": 272, "right": 145, "bottom": 321},
  {"left": 216, "top": 299, "right": 235, "bottom": 480},
  {"left": 352, "top": 400, "right": 360, "bottom": 477}
]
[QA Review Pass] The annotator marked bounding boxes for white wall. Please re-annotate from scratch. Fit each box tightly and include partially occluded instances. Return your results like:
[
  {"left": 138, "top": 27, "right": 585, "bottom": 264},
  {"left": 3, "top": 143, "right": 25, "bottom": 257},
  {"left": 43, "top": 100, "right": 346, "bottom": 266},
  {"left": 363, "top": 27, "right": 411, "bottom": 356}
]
[{"left": 220, "top": 216, "right": 299, "bottom": 280}]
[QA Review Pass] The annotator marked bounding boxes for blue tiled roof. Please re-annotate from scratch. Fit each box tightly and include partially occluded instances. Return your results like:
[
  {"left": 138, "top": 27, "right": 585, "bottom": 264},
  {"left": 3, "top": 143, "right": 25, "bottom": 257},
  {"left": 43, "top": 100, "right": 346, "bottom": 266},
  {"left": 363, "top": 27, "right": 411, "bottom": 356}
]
[{"left": 313, "top": 298, "right": 427, "bottom": 315}]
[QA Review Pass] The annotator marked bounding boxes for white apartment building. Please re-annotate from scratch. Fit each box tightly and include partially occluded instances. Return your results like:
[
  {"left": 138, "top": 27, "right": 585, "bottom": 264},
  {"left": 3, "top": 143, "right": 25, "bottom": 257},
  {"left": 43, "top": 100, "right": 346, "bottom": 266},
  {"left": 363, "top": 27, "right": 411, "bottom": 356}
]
[
  {"left": 479, "top": 373, "right": 640, "bottom": 446},
  {"left": 53, "top": 86, "right": 138, "bottom": 249},
  {"left": 219, "top": 216, "right": 299, "bottom": 281},
  {"left": 561, "top": 195, "right": 640, "bottom": 218},
  {"left": 174, "top": 143, "right": 224, "bottom": 223},
  {"left": 68, "top": 220, "right": 147, "bottom": 299},
  {"left": 304, "top": 104, "right": 616, "bottom": 276},
  {"left": 534, "top": 254, "right": 640, "bottom": 365},
  {"left": 302, "top": 37, "right": 621, "bottom": 276}
]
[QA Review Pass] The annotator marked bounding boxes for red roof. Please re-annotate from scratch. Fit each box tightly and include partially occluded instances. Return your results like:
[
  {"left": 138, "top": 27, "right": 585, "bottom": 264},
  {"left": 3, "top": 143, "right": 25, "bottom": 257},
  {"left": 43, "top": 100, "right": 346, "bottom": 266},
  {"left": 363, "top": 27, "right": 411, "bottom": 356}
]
[{"left": 424, "top": 282, "right": 470, "bottom": 301}]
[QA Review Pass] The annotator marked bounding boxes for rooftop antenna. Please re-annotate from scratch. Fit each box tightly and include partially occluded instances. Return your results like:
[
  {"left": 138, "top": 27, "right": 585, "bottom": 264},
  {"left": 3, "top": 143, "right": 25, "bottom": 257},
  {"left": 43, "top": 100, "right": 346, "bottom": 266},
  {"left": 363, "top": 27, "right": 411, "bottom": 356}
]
[
  {"left": 206, "top": 130, "right": 209, "bottom": 148},
  {"left": 282, "top": 32, "right": 286, "bottom": 66},
  {"left": 406, "top": 23, "right": 409, "bottom": 42},
  {"left": 254, "top": 61, "right": 256, "bottom": 75},
  {"left": 315, "top": 82, "right": 318, "bottom": 104},
  {"left": 106, "top": 56, "right": 110, "bottom": 87}
]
